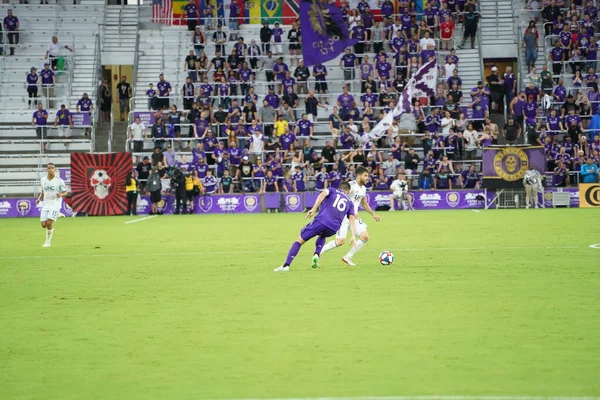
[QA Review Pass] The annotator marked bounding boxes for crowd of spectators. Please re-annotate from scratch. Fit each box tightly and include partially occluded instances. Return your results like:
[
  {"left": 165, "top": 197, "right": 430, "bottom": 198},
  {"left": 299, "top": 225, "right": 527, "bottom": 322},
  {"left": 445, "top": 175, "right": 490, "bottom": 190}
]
[{"left": 517, "top": 0, "right": 600, "bottom": 184}]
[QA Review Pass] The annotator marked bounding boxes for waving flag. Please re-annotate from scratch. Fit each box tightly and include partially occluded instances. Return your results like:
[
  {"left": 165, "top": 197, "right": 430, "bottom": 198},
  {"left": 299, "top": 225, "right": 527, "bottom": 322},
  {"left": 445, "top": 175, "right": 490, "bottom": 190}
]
[
  {"left": 300, "top": 0, "right": 358, "bottom": 67},
  {"left": 369, "top": 59, "right": 438, "bottom": 140}
]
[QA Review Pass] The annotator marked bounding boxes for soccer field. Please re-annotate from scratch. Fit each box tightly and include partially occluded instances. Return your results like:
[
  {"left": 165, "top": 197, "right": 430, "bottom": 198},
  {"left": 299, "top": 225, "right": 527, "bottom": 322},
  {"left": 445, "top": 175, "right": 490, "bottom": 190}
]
[{"left": 1, "top": 209, "right": 599, "bottom": 400}]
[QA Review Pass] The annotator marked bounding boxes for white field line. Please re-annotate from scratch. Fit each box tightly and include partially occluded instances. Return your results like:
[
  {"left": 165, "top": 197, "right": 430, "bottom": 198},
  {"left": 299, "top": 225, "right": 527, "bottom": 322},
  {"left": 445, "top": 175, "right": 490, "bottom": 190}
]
[
  {"left": 212, "top": 397, "right": 600, "bottom": 400},
  {"left": 124, "top": 215, "right": 157, "bottom": 224},
  {"left": 0, "top": 246, "right": 595, "bottom": 261}
]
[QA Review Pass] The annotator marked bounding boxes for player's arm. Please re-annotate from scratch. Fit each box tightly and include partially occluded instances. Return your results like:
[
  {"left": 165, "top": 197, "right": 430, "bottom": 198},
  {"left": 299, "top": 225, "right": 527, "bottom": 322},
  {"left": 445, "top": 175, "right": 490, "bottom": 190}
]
[
  {"left": 57, "top": 180, "right": 68, "bottom": 198},
  {"left": 360, "top": 195, "right": 381, "bottom": 222},
  {"left": 306, "top": 188, "right": 329, "bottom": 219},
  {"left": 36, "top": 184, "right": 44, "bottom": 204},
  {"left": 348, "top": 214, "right": 358, "bottom": 247}
]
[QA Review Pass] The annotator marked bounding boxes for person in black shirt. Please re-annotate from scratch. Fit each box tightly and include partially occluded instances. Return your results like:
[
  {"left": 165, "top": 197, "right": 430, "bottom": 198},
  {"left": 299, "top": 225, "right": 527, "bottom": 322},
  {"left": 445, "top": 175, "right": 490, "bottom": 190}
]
[
  {"left": 116, "top": 76, "right": 131, "bottom": 122},
  {"left": 184, "top": 50, "right": 198, "bottom": 82},
  {"left": 260, "top": 21, "right": 272, "bottom": 54},
  {"left": 212, "top": 104, "right": 228, "bottom": 137},
  {"left": 182, "top": 77, "right": 196, "bottom": 110},
  {"left": 304, "top": 89, "right": 327, "bottom": 122},
  {"left": 486, "top": 67, "right": 504, "bottom": 113},
  {"left": 220, "top": 169, "right": 233, "bottom": 193},
  {"left": 209, "top": 51, "right": 225, "bottom": 73},
  {"left": 187, "top": 102, "right": 201, "bottom": 138},
  {"left": 443, "top": 95, "right": 460, "bottom": 119},
  {"left": 136, "top": 157, "right": 151, "bottom": 192},
  {"left": 287, "top": 21, "right": 301, "bottom": 67},
  {"left": 237, "top": 156, "right": 254, "bottom": 192},
  {"left": 294, "top": 59, "right": 310, "bottom": 95},
  {"left": 168, "top": 104, "right": 183, "bottom": 149},
  {"left": 321, "top": 141, "right": 336, "bottom": 171},
  {"left": 458, "top": 7, "right": 479, "bottom": 49},
  {"left": 212, "top": 25, "right": 227, "bottom": 54},
  {"left": 561, "top": 94, "right": 579, "bottom": 116},
  {"left": 542, "top": 1, "right": 560, "bottom": 36}
]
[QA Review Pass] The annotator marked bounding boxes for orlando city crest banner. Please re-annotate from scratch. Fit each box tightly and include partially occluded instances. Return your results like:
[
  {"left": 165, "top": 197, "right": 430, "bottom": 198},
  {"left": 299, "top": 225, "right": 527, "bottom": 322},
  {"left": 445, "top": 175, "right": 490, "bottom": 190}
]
[
  {"left": 300, "top": 0, "right": 358, "bottom": 67},
  {"left": 71, "top": 153, "right": 132, "bottom": 216},
  {"left": 482, "top": 146, "right": 546, "bottom": 189}
]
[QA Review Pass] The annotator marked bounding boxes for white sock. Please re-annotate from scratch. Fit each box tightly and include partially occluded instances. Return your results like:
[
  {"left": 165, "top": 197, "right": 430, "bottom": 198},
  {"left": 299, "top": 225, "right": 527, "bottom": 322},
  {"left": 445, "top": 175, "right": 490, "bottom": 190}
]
[
  {"left": 46, "top": 229, "right": 54, "bottom": 243},
  {"left": 345, "top": 239, "right": 367, "bottom": 259},
  {"left": 320, "top": 240, "right": 339, "bottom": 255}
]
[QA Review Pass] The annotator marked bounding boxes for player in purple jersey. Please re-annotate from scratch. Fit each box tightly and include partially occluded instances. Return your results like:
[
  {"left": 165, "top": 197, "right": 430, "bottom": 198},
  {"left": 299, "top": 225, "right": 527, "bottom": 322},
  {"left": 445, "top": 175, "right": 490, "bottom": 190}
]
[{"left": 275, "top": 182, "right": 357, "bottom": 272}]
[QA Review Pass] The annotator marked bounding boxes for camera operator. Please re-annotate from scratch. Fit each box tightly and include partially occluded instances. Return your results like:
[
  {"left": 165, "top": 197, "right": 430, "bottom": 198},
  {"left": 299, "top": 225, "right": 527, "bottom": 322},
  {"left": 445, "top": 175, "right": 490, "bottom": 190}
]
[{"left": 172, "top": 167, "right": 188, "bottom": 214}]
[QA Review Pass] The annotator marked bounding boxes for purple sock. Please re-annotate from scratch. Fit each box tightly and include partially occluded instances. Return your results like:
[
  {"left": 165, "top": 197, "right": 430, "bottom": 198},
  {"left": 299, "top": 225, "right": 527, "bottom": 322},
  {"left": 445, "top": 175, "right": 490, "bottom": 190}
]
[
  {"left": 284, "top": 241, "right": 302, "bottom": 266},
  {"left": 314, "top": 236, "right": 326, "bottom": 255}
]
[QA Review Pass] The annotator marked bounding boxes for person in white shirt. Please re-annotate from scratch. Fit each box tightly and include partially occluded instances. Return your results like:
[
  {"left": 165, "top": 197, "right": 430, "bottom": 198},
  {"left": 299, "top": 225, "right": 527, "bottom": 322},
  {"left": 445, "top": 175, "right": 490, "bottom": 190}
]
[
  {"left": 389, "top": 171, "right": 414, "bottom": 211},
  {"left": 463, "top": 123, "right": 479, "bottom": 160},
  {"left": 37, "top": 163, "right": 67, "bottom": 247},
  {"left": 45, "top": 35, "right": 73, "bottom": 71},
  {"left": 248, "top": 130, "right": 264, "bottom": 164},
  {"left": 523, "top": 164, "right": 544, "bottom": 209},
  {"left": 441, "top": 111, "right": 455, "bottom": 136},
  {"left": 443, "top": 62, "right": 457, "bottom": 79},
  {"left": 129, "top": 116, "right": 147, "bottom": 162},
  {"left": 419, "top": 32, "right": 436, "bottom": 52}
]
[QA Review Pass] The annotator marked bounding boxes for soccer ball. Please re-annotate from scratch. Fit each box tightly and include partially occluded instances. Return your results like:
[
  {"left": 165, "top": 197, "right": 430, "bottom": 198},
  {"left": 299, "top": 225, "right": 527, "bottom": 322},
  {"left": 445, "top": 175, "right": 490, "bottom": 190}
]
[{"left": 379, "top": 251, "right": 394, "bottom": 265}]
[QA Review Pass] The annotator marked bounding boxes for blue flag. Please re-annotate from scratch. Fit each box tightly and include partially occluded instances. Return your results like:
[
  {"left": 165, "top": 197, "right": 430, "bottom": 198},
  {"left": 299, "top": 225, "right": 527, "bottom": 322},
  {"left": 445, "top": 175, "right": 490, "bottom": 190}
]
[{"left": 300, "top": 0, "right": 358, "bottom": 67}]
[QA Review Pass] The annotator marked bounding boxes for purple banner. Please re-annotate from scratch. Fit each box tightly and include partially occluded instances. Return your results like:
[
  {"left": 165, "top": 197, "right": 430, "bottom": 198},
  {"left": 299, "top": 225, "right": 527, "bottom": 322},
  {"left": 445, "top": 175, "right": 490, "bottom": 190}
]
[
  {"left": 539, "top": 187, "right": 579, "bottom": 208},
  {"left": 264, "top": 193, "right": 280, "bottom": 209},
  {"left": 71, "top": 112, "right": 91, "bottom": 126},
  {"left": 361, "top": 190, "right": 495, "bottom": 210},
  {"left": 300, "top": 1, "right": 358, "bottom": 67},
  {"left": 58, "top": 168, "right": 71, "bottom": 183},
  {"left": 136, "top": 195, "right": 174, "bottom": 215},
  {"left": 133, "top": 112, "right": 156, "bottom": 126},
  {"left": 483, "top": 146, "right": 546, "bottom": 181},
  {"left": 194, "top": 194, "right": 261, "bottom": 213},
  {"left": 284, "top": 193, "right": 304, "bottom": 212},
  {"left": 304, "top": 191, "right": 320, "bottom": 209},
  {"left": 0, "top": 198, "right": 76, "bottom": 217}
]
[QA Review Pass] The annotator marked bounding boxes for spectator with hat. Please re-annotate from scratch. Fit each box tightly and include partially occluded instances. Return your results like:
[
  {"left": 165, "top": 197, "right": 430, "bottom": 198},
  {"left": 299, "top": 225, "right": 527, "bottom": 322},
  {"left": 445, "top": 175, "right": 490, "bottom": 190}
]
[{"left": 26, "top": 67, "right": 38, "bottom": 108}]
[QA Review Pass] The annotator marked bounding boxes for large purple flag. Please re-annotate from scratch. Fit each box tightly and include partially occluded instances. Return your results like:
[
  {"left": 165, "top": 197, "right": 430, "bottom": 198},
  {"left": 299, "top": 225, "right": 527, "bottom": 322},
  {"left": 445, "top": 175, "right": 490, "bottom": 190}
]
[
  {"left": 300, "top": 0, "right": 358, "bottom": 67},
  {"left": 369, "top": 59, "right": 437, "bottom": 140}
]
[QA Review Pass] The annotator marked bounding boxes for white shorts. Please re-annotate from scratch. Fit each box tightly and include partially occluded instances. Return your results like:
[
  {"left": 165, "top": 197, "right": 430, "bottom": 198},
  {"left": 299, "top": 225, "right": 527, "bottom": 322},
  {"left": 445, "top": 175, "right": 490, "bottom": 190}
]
[
  {"left": 336, "top": 216, "right": 368, "bottom": 239},
  {"left": 57, "top": 125, "right": 71, "bottom": 138},
  {"left": 273, "top": 43, "right": 283, "bottom": 54},
  {"left": 40, "top": 208, "right": 60, "bottom": 221}
]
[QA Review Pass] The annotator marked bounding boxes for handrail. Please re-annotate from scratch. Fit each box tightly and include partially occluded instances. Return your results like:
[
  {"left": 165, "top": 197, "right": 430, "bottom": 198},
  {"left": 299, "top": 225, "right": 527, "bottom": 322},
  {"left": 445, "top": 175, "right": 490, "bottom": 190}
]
[
  {"left": 91, "top": 32, "right": 103, "bottom": 153},
  {"left": 109, "top": 107, "right": 114, "bottom": 153}
]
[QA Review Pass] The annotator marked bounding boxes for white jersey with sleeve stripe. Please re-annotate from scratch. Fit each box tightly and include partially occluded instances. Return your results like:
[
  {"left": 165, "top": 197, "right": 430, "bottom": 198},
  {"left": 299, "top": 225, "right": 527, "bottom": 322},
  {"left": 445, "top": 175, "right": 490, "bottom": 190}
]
[
  {"left": 348, "top": 180, "right": 367, "bottom": 214},
  {"left": 40, "top": 175, "right": 66, "bottom": 210}
]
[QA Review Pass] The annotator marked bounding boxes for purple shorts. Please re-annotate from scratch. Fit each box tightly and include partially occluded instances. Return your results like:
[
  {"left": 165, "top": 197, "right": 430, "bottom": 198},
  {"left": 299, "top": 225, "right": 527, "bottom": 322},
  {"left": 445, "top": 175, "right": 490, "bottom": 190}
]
[{"left": 300, "top": 219, "right": 337, "bottom": 242}]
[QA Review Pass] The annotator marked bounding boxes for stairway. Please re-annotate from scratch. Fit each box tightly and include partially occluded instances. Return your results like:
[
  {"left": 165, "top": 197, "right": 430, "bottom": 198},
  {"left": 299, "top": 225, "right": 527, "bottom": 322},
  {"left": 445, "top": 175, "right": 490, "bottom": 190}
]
[
  {"left": 102, "top": 5, "right": 139, "bottom": 64},
  {"left": 480, "top": 0, "right": 517, "bottom": 46}
]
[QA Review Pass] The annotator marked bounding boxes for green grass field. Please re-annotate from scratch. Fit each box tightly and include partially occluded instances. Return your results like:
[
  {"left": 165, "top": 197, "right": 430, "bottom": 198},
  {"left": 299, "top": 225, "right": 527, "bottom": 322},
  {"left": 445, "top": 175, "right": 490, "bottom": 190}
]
[{"left": 1, "top": 209, "right": 599, "bottom": 400}]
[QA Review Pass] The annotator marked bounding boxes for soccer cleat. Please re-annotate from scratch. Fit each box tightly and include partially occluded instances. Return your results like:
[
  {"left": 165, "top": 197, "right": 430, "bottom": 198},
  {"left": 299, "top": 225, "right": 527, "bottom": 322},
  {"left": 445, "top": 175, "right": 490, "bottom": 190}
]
[
  {"left": 311, "top": 254, "right": 320, "bottom": 269},
  {"left": 274, "top": 265, "right": 289, "bottom": 272},
  {"left": 42, "top": 242, "right": 51, "bottom": 248},
  {"left": 58, "top": 212, "right": 65, "bottom": 218},
  {"left": 341, "top": 256, "right": 356, "bottom": 267}
]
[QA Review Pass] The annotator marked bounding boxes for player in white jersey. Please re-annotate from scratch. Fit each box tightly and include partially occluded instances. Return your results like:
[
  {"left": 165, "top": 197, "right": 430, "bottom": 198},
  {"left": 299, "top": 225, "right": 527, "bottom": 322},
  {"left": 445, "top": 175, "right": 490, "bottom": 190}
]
[
  {"left": 389, "top": 171, "right": 414, "bottom": 211},
  {"left": 37, "top": 163, "right": 67, "bottom": 247},
  {"left": 319, "top": 166, "right": 381, "bottom": 266}
]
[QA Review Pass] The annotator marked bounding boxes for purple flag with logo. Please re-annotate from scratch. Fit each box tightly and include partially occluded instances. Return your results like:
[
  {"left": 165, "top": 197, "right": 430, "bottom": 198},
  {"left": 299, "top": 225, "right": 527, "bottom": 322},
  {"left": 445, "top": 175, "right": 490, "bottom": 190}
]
[
  {"left": 369, "top": 59, "right": 437, "bottom": 140},
  {"left": 300, "top": 0, "right": 358, "bottom": 67},
  {"left": 483, "top": 146, "right": 546, "bottom": 188}
]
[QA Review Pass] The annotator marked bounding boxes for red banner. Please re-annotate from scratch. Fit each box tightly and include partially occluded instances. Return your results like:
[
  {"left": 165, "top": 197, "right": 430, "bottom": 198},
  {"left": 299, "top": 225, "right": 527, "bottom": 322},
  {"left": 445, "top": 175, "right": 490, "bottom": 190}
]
[{"left": 71, "top": 153, "right": 132, "bottom": 216}]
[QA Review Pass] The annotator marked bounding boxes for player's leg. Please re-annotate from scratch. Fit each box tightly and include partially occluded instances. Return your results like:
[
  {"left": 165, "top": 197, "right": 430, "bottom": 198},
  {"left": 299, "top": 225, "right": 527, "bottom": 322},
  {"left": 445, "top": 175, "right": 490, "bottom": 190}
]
[
  {"left": 525, "top": 185, "right": 532, "bottom": 208},
  {"left": 407, "top": 193, "right": 415, "bottom": 211},
  {"left": 42, "top": 210, "right": 58, "bottom": 247},
  {"left": 342, "top": 220, "right": 369, "bottom": 266},
  {"left": 275, "top": 236, "right": 306, "bottom": 272},
  {"left": 320, "top": 220, "right": 348, "bottom": 255},
  {"left": 312, "top": 235, "right": 327, "bottom": 268}
]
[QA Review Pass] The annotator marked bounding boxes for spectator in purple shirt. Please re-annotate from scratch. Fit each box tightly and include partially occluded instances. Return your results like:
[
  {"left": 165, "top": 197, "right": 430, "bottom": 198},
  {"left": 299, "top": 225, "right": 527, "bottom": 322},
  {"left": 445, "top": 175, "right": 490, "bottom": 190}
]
[
  {"left": 550, "top": 40, "right": 565, "bottom": 82},
  {"left": 181, "top": 0, "right": 199, "bottom": 30},
  {"left": 156, "top": 74, "right": 172, "bottom": 109},
  {"left": 264, "top": 87, "right": 280, "bottom": 109},
  {"left": 26, "top": 67, "right": 39, "bottom": 108},
  {"left": 339, "top": 48, "right": 358, "bottom": 82},
  {"left": 351, "top": 20, "right": 367, "bottom": 54},
  {"left": 279, "top": 126, "right": 296, "bottom": 150},
  {"left": 552, "top": 79, "right": 567, "bottom": 102},
  {"left": 54, "top": 104, "right": 73, "bottom": 149},
  {"left": 3, "top": 9, "right": 19, "bottom": 56},
  {"left": 32, "top": 103, "right": 49, "bottom": 150},
  {"left": 552, "top": 160, "right": 570, "bottom": 187},
  {"left": 295, "top": 114, "right": 314, "bottom": 137},
  {"left": 585, "top": 67, "right": 599, "bottom": 88},
  {"left": 273, "top": 57, "right": 289, "bottom": 91},
  {"left": 40, "top": 63, "right": 55, "bottom": 109}
]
